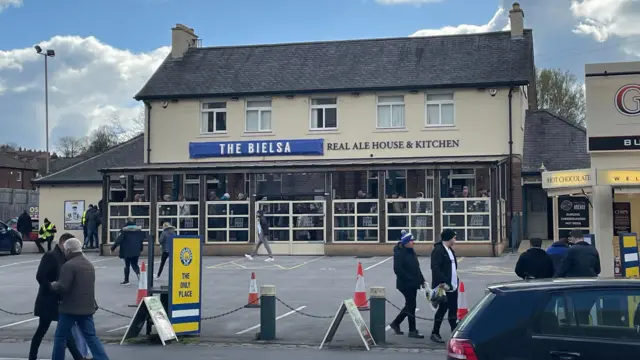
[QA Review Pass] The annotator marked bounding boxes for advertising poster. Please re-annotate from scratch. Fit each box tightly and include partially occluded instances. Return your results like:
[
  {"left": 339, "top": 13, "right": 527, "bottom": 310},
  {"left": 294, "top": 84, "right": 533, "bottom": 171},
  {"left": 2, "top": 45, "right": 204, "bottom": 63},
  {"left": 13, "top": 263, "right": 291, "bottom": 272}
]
[
  {"left": 613, "top": 202, "right": 631, "bottom": 236},
  {"left": 168, "top": 235, "right": 203, "bottom": 335},
  {"left": 558, "top": 196, "right": 589, "bottom": 228},
  {"left": 64, "top": 200, "right": 85, "bottom": 230}
]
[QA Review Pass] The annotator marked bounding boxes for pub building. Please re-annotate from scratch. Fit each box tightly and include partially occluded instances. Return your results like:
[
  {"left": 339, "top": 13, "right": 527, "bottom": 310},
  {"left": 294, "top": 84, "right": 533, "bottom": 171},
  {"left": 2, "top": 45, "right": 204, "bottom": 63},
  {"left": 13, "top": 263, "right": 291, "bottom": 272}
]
[
  {"left": 542, "top": 61, "right": 640, "bottom": 278},
  {"left": 35, "top": 4, "right": 535, "bottom": 257}
]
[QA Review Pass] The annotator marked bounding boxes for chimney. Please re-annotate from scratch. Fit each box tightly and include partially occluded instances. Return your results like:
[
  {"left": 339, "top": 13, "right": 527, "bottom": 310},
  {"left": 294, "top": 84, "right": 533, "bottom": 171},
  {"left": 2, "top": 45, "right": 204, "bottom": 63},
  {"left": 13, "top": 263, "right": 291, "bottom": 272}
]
[
  {"left": 171, "top": 24, "right": 199, "bottom": 59},
  {"left": 509, "top": 2, "right": 524, "bottom": 39}
]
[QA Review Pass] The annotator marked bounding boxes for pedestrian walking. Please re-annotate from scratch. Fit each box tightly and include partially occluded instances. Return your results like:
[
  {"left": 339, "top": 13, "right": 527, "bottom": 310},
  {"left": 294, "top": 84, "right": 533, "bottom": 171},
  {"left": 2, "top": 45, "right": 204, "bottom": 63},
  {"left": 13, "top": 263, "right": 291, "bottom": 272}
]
[
  {"left": 546, "top": 237, "right": 570, "bottom": 275},
  {"left": 389, "top": 230, "right": 426, "bottom": 339},
  {"left": 515, "top": 238, "right": 555, "bottom": 280},
  {"left": 17, "top": 210, "right": 32, "bottom": 241},
  {"left": 50, "top": 238, "right": 110, "bottom": 360},
  {"left": 157, "top": 222, "right": 175, "bottom": 278},
  {"left": 29, "top": 233, "right": 85, "bottom": 360},
  {"left": 245, "top": 209, "right": 274, "bottom": 262},
  {"left": 37, "top": 218, "right": 57, "bottom": 253},
  {"left": 83, "top": 205, "right": 100, "bottom": 249},
  {"left": 430, "top": 229, "right": 459, "bottom": 344},
  {"left": 556, "top": 230, "right": 601, "bottom": 278},
  {"left": 110, "top": 218, "right": 144, "bottom": 285}
]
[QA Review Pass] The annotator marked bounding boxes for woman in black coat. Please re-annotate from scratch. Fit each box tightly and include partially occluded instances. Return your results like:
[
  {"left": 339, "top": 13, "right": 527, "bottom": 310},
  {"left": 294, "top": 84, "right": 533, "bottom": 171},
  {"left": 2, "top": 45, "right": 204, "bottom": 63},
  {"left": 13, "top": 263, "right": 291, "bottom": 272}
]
[{"left": 29, "top": 233, "right": 84, "bottom": 360}]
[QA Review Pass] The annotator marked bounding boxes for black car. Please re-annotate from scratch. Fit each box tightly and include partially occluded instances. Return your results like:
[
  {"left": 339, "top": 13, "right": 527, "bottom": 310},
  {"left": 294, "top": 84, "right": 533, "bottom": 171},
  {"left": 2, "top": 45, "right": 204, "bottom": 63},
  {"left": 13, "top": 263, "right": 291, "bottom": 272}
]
[
  {"left": 448, "top": 278, "right": 640, "bottom": 360},
  {"left": 0, "top": 220, "right": 23, "bottom": 255}
]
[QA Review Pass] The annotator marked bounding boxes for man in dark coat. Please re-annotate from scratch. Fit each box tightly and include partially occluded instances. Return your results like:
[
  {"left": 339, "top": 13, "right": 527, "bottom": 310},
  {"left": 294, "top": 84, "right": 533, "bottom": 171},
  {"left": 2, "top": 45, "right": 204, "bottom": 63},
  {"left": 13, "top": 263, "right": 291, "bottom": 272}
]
[
  {"left": 29, "top": 233, "right": 84, "bottom": 360},
  {"left": 515, "top": 238, "right": 555, "bottom": 280},
  {"left": 430, "top": 229, "right": 459, "bottom": 344},
  {"left": 17, "top": 210, "right": 32, "bottom": 241},
  {"left": 557, "top": 230, "right": 601, "bottom": 278},
  {"left": 110, "top": 218, "right": 144, "bottom": 285},
  {"left": 389, "top": 231, "right": 426, "bottom": 339},
  {"left": 84, "top": 206, "right": 100, "bottom": 249},
  {"left": 546, "top": 238, "right": 570, "bottom": 275}
]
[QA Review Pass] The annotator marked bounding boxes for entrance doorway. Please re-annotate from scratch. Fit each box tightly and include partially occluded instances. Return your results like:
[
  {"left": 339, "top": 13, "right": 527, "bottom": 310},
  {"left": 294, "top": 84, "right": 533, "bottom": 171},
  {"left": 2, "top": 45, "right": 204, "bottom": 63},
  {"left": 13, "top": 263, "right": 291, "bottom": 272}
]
[{"left": 255, "top": 200, "right": 326, "bottom": 255}]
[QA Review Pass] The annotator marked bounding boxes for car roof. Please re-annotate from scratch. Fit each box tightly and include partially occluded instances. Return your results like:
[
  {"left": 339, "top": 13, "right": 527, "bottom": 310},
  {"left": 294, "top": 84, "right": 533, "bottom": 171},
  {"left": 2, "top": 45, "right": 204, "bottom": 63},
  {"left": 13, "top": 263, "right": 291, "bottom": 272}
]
[{"left": 487, "top": 278, "right": 640, "bottom": 293}]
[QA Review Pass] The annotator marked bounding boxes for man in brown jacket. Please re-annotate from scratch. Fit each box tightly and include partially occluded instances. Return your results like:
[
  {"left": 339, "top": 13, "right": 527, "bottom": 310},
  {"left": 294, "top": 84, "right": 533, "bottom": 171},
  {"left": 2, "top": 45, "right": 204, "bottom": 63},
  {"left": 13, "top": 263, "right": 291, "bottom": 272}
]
[{"left": 50, "top": 238, "right": 110, "bottom": 360}]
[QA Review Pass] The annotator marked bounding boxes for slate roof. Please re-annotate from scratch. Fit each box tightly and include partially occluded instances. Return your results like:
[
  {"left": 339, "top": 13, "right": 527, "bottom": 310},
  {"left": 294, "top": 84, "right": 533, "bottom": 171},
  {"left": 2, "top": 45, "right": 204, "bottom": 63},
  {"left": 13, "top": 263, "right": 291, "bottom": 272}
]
[
  {"left": 0, "top": 152, "right": 38, "bottom": 170},
  {"left": 135, "top": 30, "right": 534, "bottom": 100},
  {"left": 33, "top": 135, "right": 144, "bottom": 185},
  {"left": 523, "top": 110, "right": 590, "bottom": 173}
]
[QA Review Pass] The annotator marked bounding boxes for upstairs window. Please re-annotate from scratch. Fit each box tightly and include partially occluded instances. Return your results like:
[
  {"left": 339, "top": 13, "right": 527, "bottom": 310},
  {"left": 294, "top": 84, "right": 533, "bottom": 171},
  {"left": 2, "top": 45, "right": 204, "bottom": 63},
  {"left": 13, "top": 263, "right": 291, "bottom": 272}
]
[
  {"left": 201, "top": 102, "right": 227, "bottom": 134},
  {"left": 426, "top": 93, "right": 455, "bottom": 126},
  {"left": 246, "top": 100, "right": 272, "bottom": 132},
  {"left": 377, "top": 95, "right": 405, "bottom": 129},
  {"left": 310, "top": 98, "right": 338, "bottom": 130}
]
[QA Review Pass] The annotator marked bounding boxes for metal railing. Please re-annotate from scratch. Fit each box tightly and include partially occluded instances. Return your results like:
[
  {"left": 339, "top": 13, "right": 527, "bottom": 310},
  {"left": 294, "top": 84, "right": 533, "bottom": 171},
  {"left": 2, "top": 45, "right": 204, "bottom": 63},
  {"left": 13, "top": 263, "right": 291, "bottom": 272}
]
[
  {"left": 157, "top": 202, "right": 200, "bottom": 239},
  {"left": 107, "top": 202, "right": 151, "bottom": 243},
  {"left": 206, "top": 201, "right": 250, "bottom": 243},
  {"left": 386, "top": 199, "right": 434, "bottom": 242},
  {"left": 333, "top": 199, "right": 379, "bottom": 242},
  {"left": 441, "top": 197, "right": 491, "bottom": 242},
  {"left": 256, "top": 200, "right": 326, "bottom": 242}
]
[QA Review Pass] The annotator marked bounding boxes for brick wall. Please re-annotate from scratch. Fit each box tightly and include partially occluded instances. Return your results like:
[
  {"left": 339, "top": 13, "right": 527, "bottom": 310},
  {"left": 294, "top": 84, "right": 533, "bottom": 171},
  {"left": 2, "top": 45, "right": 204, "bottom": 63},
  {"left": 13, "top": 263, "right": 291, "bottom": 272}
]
[{"left": 0, "top": 167, "right": 36, "bottom": 190}]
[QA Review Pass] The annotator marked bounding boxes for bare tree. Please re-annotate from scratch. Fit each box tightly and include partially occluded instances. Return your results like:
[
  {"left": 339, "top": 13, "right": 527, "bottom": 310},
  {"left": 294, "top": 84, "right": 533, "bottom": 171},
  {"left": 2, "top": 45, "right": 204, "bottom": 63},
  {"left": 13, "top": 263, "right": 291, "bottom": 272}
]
[
  {"left": 86, "top": 125, "right": 122, "bottom": 153},
  {"left": 55, "top": 136, "right": 87, "bottom": 157},
  {"left": 536, "top": 68, "right": 586, "bottom": 126},
  {"left": 109, "top": 107, "right": 145, "bottom": 142}
]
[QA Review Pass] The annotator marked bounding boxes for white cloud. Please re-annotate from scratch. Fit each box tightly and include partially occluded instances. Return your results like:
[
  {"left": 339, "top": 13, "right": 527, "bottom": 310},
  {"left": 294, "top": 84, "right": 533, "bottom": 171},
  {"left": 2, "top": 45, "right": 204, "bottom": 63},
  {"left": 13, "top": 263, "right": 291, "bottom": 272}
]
[
  {"left": 375, "top": 0, "right": 443, "bottom": 5},
  {"left": 0, "top": 0, "right": 22, "bottom": 12},
  {"left": 0, "top": 35, "right": 169, "bottom": 149},
  {"left": 410, "top": 7, "right": 510, "bottom": 37},
  {"left": 570, "top": 0, "right": 640, "bottom": 55}
]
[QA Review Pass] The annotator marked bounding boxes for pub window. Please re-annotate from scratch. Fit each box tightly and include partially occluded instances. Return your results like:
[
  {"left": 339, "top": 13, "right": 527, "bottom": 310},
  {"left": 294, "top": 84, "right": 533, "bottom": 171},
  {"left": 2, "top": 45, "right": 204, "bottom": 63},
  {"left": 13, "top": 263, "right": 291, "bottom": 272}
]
[
  {"left": 377, "top": 95, "right": 405, "bottom": 129},
  {"left": 201, "top": 102, "right": 227, "bottom": 134},
  {"left": 426, "top": 93, "right": 455, "bottom": 126},
  {"left": 310, "top": 98, "right": 338, "bottom": 130}
]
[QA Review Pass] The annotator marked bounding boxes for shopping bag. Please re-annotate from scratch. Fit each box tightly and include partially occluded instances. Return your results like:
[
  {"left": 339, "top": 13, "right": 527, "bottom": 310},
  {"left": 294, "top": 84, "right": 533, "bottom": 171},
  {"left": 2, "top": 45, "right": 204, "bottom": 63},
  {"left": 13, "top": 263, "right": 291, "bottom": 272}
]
[
  {"left": 71, "top": 323, "right": 92, "bottom": 358},
  {"left": 424, "top": 283, "right": 449, "bottom": 311}
]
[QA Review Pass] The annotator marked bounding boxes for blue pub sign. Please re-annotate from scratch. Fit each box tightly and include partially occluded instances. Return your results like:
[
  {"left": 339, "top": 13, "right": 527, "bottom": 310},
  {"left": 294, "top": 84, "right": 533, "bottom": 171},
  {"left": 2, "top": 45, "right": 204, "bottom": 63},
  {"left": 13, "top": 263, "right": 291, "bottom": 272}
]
[{"left": 189, "top": 139, "right": 324, "bottom": 159}]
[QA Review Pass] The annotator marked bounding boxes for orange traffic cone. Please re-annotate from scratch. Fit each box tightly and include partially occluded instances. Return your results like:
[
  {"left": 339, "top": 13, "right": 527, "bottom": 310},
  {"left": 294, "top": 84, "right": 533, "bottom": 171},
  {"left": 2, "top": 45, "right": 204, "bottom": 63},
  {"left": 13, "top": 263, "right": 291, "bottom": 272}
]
[
  {"left": 245, "top": 272, "right": 260, "bottom": 308},
  {"left": 129, "top": 261, "right": 147, "bottom": 307},
  {"left": 457, "top": 281, "right": 468, "bottom": 320},
  {"left": 353, "top": 262, "right": 369, "bottom": 310}
]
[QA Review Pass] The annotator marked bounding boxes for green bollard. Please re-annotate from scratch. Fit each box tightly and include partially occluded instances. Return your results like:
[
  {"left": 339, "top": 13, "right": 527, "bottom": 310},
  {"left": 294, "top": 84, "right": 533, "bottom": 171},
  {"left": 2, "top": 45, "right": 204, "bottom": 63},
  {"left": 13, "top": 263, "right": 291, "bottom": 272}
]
[
  {"left": 369, "top": 286, "right": 386, "bottom": 344},
  {"left": 259, "top": 285, "right": 276, "bottom": 341}
]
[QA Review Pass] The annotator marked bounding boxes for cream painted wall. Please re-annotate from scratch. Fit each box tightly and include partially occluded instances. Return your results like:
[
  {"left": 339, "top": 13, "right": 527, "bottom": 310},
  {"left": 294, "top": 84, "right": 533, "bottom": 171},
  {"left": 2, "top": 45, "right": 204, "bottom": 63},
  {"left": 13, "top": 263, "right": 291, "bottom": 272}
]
[
  {"left": 38, "top": 185, "right": 102, "bottom": 241},
  {"left": 146, "top": 87, "right": 526, "bottom": 164}
]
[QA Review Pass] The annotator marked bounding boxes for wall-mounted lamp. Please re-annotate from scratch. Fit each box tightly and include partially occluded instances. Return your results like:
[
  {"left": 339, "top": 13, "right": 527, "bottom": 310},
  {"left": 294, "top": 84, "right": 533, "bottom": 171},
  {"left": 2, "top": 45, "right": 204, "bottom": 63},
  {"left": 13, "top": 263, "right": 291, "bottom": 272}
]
[
  {"left": 539, "top": 163, "right": 547, "bottom": 172},
  {"left": 409, "top": 90, "right": 418, "bottom": 94},
  {"left": 119, "top": 175, "right": 126, "bottom": 186},
  {"left": 351, "top": 92, "right": 360, "bottom": 97},
  {"left": 231, "top": 97, "right": 239, "bottom": 101},
  {"left": 285, "top": 95, "right": 294, "bottom": 99}
]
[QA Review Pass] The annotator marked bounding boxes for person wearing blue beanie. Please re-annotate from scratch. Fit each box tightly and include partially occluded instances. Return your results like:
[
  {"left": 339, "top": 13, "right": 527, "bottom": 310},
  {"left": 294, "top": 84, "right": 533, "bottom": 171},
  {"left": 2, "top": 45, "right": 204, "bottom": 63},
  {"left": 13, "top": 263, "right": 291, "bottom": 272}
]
[{"left": 389, "top": 229, "right": 426, "bottom": 339}]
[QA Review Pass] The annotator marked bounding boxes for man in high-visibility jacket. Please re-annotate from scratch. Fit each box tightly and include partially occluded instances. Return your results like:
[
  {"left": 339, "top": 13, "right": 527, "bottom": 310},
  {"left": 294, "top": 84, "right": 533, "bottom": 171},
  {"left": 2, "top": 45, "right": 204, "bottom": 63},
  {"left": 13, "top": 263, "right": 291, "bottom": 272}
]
[
  {"left": 82, "top": 208, "right": 89, "bottom": 241},
  {"left": 37, "top": 218, "right": 57, "bottom": 253}
]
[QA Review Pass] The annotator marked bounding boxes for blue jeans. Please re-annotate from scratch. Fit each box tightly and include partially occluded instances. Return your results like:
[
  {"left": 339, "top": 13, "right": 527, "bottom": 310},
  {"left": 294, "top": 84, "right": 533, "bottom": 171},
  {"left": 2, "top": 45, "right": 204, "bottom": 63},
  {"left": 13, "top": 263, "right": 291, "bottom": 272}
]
[
  {"left": 53, "top": 314, "right": 109, "bottom": 360},
  {"left": 84, "top": 227, "right": 98, "bottom": 247}
]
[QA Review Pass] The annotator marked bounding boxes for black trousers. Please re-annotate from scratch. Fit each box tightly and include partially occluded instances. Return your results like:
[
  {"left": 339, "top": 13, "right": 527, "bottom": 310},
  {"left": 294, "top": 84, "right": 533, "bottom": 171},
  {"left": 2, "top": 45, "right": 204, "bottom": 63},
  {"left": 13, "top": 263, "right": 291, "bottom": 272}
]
[
  {"left": 432, "top": 290, "right": 459, "bottom": 335},
  {"left": 35, "top": 236, "right": 53, "bottom": 252},
  {"left": 392, "top": 287, "right": 418, "bottom": 332},
  {"left": 157, "top": 252, "right": 169, "bottom": 276},
  {"left": 29, "top": 316, "right": 83, "bottom": 360},
  {"left": 124, "top": 256, "right": 140, "bottom": 282}
]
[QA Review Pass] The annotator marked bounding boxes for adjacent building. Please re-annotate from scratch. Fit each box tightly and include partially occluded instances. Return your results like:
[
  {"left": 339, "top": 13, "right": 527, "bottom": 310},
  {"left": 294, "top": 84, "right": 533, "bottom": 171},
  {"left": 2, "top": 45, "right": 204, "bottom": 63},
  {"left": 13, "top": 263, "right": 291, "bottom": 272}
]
[
  {"left": 35, "top": 3, "right": 536, "bottom": 257},
  {"left": 0, "top": 152, "right": 38, "bottom": 190}
]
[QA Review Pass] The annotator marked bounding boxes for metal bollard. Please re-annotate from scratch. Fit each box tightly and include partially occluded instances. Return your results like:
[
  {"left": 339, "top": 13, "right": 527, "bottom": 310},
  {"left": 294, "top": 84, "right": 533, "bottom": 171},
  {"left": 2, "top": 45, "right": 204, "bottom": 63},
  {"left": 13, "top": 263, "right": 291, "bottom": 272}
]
[
  {"left": 259, "top": 285, "right": 276, "bottom": 341},
  {"left": 369, "top": 286, "right": 386, "bottom": 344}
]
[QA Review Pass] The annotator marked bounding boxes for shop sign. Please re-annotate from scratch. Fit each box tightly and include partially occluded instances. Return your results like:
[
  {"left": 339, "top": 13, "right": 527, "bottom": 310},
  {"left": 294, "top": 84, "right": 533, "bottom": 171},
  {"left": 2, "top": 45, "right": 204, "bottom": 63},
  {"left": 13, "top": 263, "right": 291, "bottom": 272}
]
[
  {"left": 542, "top": 169, "right": 594, "bottom": 189},
  {"left": 326, "top": 140, "right": 459, "bottom": 151},
  {"left": 557, "top": 196, "right": 589, "bottom": 228},
  {"left": 598, "top": 170, "right": 640, "bottom": 185},
  {"left": 613, "top": 202, "right": 631, "bottom": 236},
  {"left": 189, "top": 139, "right": 324, "bottom": 158},
  {"left": 169, "top": 235, "right": 202, "bottom": 335},
  {"left": 589, "top": 136, "right": 640, "bottom": 151},
  {"left": 615, "top": 84, "right": 640, "bottom": 117}
]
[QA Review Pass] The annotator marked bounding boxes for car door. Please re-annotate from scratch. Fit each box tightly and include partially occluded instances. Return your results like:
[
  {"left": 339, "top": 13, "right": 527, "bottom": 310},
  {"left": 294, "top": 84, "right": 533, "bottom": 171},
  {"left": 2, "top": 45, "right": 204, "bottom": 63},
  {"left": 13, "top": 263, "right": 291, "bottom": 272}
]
[
  {"left": 0, "top": 221, "right": 10, "bottom": 251},
  {"left": 531, "top": 288, "right": 640, "bottom": 360}
]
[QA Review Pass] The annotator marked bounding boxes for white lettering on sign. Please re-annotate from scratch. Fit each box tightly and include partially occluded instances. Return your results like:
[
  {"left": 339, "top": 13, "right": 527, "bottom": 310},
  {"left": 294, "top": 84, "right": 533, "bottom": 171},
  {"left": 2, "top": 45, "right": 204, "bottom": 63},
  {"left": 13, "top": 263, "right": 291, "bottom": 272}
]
[
  {"left": 624, "top": 139, "right": 640, "bottom": 147},
  {"left": 217, "top": 141, "right": 293, "bottom": 155}
]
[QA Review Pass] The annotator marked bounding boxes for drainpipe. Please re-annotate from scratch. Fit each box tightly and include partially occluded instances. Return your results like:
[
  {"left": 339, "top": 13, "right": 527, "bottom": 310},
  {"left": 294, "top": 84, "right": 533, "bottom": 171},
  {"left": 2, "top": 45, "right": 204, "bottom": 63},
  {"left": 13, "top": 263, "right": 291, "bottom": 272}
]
[
  {"left": 508, "top": 87, "right": 515, "bottom": 251},
  {"left": 145, "top": 101, "right": 152, "bottom": 164}
]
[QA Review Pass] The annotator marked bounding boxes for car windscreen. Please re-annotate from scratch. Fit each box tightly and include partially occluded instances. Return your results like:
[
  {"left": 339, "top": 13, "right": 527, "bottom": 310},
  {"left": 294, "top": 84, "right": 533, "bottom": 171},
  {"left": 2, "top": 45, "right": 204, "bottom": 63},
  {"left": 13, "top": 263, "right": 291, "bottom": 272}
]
[{"left": 456, "top": 292, "right": 495, "bottom": 332}]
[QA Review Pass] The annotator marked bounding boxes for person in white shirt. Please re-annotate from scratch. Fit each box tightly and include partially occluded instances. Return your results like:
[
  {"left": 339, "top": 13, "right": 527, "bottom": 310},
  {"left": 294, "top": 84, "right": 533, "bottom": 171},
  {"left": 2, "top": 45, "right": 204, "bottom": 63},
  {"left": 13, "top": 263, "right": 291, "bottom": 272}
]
[{"left": 429, "top": 229, "right": 459, "bottom": 344}]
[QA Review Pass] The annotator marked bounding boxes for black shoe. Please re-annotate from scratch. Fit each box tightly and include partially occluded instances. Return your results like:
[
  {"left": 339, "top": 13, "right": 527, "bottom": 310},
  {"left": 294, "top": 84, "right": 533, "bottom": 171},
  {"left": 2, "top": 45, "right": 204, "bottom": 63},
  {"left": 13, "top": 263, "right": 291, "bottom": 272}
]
[
  {"left": 408, "top": 330, "right": 425, "bottom": 339},
  {"left": 430, "top": 333, "right": 445, "bottom": 343},
  {"left": 389, "top": 323, "right": 404, "bottom": 335},
  {"left": 120, "top": 281, "right": 130, "bottom": 286}
]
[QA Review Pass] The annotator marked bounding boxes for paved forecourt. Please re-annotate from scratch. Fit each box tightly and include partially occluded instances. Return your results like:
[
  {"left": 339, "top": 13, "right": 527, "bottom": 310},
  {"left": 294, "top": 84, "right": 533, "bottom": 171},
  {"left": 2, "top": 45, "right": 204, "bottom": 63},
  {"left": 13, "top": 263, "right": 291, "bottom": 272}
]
[{"left": 0, "top": 251, "right": 519, "bottom": 348}]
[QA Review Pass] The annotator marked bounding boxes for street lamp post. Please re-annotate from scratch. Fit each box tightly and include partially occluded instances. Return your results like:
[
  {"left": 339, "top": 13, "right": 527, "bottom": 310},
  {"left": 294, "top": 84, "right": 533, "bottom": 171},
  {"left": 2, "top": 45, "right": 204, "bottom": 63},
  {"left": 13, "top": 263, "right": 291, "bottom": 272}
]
[{"left": 34, "top": 45, "right": 55, "bottom": 174}]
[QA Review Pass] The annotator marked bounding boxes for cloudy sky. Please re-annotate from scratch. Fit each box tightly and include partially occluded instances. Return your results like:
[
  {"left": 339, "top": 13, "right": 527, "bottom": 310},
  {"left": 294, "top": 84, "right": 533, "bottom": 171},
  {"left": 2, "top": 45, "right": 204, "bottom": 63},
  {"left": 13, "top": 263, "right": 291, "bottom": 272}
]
[{"left": 0, "top": 0, "right": 638, "bottom": 150}]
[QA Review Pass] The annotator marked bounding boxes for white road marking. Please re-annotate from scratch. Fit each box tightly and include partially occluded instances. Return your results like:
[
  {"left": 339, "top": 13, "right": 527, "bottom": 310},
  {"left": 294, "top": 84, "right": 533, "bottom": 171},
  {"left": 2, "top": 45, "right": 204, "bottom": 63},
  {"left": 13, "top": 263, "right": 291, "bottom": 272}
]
[
  {"left": 235, "top": 306, "right": 306, "bottom": 335},
  {"left": 0, "top": 260, "right": 40, "bottom": 268},
  {"left": 0, "top": 317, "right": 38, "bottom": 329},
  {"left": 91, "top": 257, "right": 117, "bottom": 264},
  {"left": 106, "top": 325, "right": 129, "bottom": 333},
  {"left": 385, "top": 308, "right": 420, "bottom": 332},
  {"left": 364, "top": 256, "right": 392, "bottom": 271}
]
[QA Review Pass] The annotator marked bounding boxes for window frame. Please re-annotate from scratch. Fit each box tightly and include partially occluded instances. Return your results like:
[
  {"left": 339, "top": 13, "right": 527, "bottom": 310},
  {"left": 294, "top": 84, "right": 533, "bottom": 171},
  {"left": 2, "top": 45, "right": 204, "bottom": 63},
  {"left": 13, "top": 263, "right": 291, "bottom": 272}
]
[
  {"left": 309, "top": 97, "right": 339, "bottom": 131},
  {"left": 376, "top": 95, "right": 406, "bottom": 129},
  {"left": 425, "top": 92, "right": 455, "bottom": 127},
  {"left": 200, "top": 101, "right": 228, "bottom": 135},
  {"left": 245, "top": 99, "right": 273, "bottom": 133}
]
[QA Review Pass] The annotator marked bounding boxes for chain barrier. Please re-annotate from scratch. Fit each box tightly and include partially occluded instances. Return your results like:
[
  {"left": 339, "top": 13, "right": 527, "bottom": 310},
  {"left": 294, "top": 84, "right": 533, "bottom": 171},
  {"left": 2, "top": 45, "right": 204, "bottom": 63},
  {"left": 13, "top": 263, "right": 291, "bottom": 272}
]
[
  {"left": 385, "top": 299, "right": 459, "bottom": 322},
  {"left": 275, "top": 296, "right": 337, "bottom": 319},
  {"left": 0, "top": 307, "right": 33, "bottom": 316},
  {"left": 98, "top": 306, "right": 132, "bottom": 318},
  {"left": 201, "top": 296, "right": 262, "bottom": 321}
]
